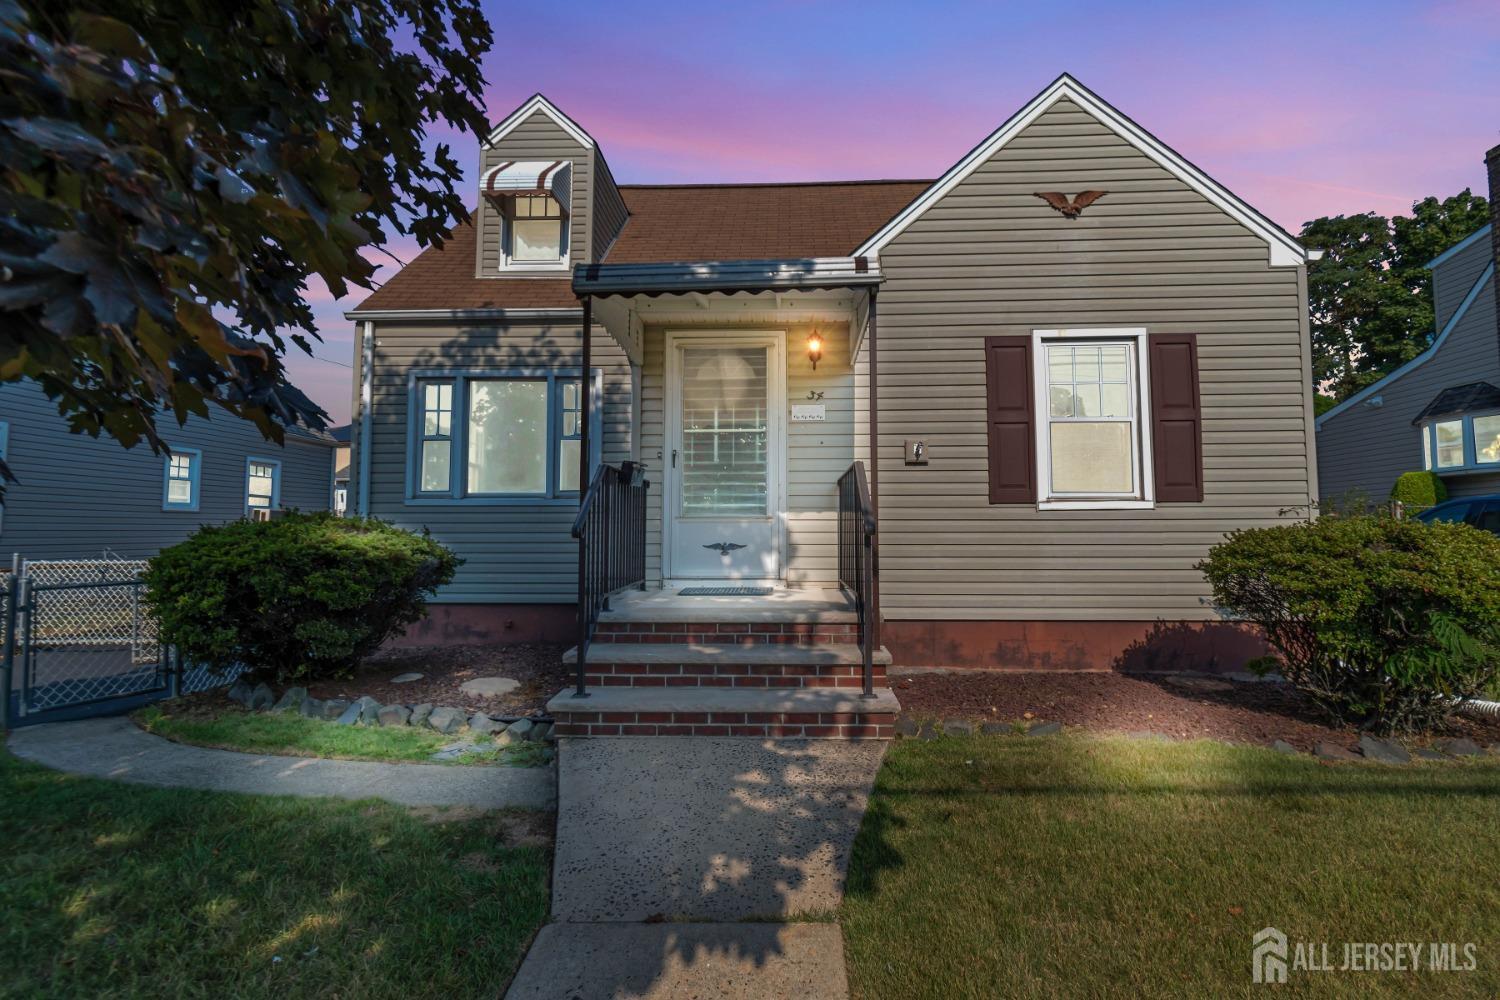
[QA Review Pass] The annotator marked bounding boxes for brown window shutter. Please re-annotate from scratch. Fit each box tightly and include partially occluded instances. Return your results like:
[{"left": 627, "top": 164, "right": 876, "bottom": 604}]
[
  {"left": 984, "top": 336, "right": 1035, "bottom": 503},
  {"left": 1147, "top": 333, "right": 1204, "bottom": 502}
]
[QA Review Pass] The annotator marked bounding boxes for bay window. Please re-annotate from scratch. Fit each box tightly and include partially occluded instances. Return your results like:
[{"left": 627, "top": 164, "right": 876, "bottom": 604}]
[
  {"left": 409, "top": 370, "right": 599, "bottom": 503},
  {"left": 1419, "top": 409, "right": 1500, "bottom": 473}
]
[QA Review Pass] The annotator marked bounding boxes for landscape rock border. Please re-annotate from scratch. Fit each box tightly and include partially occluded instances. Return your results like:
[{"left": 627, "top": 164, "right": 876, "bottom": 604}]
[{"left": 223, "top": 680, "right": 556, "bottom": 753}]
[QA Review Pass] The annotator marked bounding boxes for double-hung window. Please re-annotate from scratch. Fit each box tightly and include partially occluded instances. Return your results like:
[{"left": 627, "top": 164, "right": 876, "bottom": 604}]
[
  {"left": 1033, "top": 331, "right": 1152, "bottom": 506},
  {"left": 503, "top": 193, "right": 567, "bottom": 267},
  {"left": 163, "top": 446, "right": 202, "bottom": 511},
  {"left": 410, "top": 371, "right": 599, "bottom": 502},
  {"left": 245, "top": 458, "right": 281, "bottom": 513}
]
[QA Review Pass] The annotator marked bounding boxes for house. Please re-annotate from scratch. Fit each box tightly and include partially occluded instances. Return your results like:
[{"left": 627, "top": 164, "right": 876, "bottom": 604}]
[
  {"left": 1317, "top": 145, "right": 1500, "bottom": 506},
  {"left": 0, "top": 379, "right": 337, "bottom": 562},
  {"left": 331, "top": 424, "right": 352, "bottom": 515},
  {"left": 345, "top": 72, "right": 1319, "bottom": 710}
]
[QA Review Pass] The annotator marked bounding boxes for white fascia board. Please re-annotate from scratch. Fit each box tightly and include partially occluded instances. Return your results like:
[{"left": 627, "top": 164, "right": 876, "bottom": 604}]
[
  {"left": 854, "top": 73, "right": 1309, "bottom": 269},
  {"left": 343, "top": 308, "right": 582, "bottom": 321},
  {"left": 1425, "top": 224, "right": 1492, "bottom": 271},
  {"left": 484, "top": 94, "right": 594, "bottom": 150},
  {"left": 1315, "top": 261, "right": 1496, "bottom": 428}
]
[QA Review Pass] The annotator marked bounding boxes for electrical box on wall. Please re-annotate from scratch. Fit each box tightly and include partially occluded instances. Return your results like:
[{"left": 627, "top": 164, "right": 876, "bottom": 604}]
[{"left": 905, "top": 440, "right": 928, "bottom": 465}]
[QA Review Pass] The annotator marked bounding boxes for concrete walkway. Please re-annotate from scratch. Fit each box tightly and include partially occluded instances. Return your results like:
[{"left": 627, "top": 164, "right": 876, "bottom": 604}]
[
  {"left": 7, "top": 716, "right": 555, "bottom": 810},
  {"left": 506, "top": 737, "right": 885, "bottom": 999}
]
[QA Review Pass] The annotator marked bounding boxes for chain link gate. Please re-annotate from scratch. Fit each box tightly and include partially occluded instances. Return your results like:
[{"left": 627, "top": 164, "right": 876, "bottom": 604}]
[{"left": 2, "top": 558, "right": 245, "bottom": 728}]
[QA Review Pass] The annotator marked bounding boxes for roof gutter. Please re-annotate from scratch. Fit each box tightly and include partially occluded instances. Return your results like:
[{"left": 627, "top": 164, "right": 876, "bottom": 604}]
[
  {"left": 572, "top": 256, "right": 884, "bottom": 297},
  {"left": 344, "top": 308, "right": 584, "bottom": 321}
]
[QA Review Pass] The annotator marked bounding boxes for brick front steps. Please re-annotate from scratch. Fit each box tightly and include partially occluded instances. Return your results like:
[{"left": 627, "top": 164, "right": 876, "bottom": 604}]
[
  {"left": 593, "top": 620, "right": 860, "bottom": 646},
  {"left": 561, "top": 643, "right": 892, "bottom": 690},
  {"left": 545, "top": 687, "right": 901, "bottom": 740}
]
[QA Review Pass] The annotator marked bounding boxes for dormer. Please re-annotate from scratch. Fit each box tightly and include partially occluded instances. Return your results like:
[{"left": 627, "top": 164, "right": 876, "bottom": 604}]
[{"left": 474, "top": 94, "right": 628, "bottom": 278}]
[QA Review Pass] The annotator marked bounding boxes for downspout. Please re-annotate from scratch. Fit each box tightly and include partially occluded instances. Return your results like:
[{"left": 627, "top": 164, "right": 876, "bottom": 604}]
[{"left": 356, "top": 319, "right": 374, "bottom": 516}]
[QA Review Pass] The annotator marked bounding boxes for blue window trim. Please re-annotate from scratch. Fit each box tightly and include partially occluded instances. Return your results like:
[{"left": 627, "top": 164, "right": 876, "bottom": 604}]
[
  {"left": 244, "top": 456, "right": 282, "bottom": 514},
  {"left": 1420, "top": 408, "right": 1500, "bottom": 476},
  {"left": 404, "top": 367, "right": 602, "bottom": 506},
  {"left": 162, "top": 445, "right": 202, "bottom": 512}
]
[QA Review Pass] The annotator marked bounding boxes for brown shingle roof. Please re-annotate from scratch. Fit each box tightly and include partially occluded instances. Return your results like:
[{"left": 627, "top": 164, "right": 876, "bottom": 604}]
[
  {"left": 352, "top": 220, "right": 578, "bottom": 312},
  {"left": 350, "top": 179, "right": 931, "bottom": 313},
  {"left": 603, "top": 180, "right": 930, "bottom": 263}
]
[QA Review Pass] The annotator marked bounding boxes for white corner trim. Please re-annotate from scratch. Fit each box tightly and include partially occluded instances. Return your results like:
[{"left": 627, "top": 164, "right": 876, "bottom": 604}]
[
  {"left": 356, "top": 320, "right": 374, "bottom": 517},
  {"left": 484, "top": 94, "right": 594, "bottom": 150},
  {"left": 1315, "top": 261, "right": 1496, "bottom": 429},
  {"left": 853, "top": 73, "right": 1308, "bottom": 268}
]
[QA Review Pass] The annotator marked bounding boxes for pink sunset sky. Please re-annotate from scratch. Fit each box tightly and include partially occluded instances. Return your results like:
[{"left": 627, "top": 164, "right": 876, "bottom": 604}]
[{"left": 292, "top": 0, "right": 1500, "bottom": 424}]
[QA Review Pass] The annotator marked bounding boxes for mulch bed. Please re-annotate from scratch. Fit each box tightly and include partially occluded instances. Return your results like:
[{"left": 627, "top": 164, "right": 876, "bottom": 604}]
[
  {"left": 302, "top": 642, "right": 571, "bottom": 717},
  {"left": 892, "top": 668, "right": 1500, "bottom": 752}
]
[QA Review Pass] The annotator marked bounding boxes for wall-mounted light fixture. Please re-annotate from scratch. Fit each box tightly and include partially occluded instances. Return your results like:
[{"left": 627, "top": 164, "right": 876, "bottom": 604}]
[{"left": 807, "top": 330, "right": 823, "bottom": 371}]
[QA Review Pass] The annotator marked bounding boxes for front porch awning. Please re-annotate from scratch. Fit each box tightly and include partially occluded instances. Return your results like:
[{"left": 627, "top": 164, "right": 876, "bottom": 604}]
[
  {"left": 482, "top": 160, "right": 572, "bottom": 214},
  {"left": 573, "top": 256, "right": 883, "bottom": 297}
]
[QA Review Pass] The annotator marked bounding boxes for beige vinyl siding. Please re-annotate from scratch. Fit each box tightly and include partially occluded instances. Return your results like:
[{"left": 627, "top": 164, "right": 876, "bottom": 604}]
[
  {"left": 639, "top": 321, "right": 853, "bottom": 586},
  {"left": 873, "top": 97, "right": 1315, "bottom": 621},
  {"left": 0, "top": 379, "right": 333, "bottom": 561},
  {"left": 1434, "top": 231, "right": 1493, "bottom": 332},
  {"left": 1317, "top": 271, "right": 1499, "bottom": 502},
  {"left": 363, "top": 318, "right": 632, "bottom": 602},
  {"left": 474, "top": 111, "right": 591, "bottom": 275},
  {"left": 591, "top": 150, "right": 630, "bottom": 261}
]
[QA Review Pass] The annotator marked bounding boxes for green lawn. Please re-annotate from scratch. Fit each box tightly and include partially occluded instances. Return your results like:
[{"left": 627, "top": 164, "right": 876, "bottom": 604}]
[
  {"left": 0, "top": 751, "right": 549, "bottom": 998},
  {"left": 135, "top": 704, "right": 547, "bottom": 766},
  {"left": 842, "top": 734, "right": 1500, "bottom": 999}
]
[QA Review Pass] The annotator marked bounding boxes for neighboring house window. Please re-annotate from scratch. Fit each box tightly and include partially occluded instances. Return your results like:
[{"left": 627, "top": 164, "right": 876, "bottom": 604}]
[
  {"left": 503, "top": 194, "right": 567, "bottom": 267},
  {"left": 1420, "top": 412, "right": 1500, "bottom": 473},
  {"left": 245, "top": 458, "right": 281, "bottom": 513},
  {"left": 162, "top": 446, "right": 202, "bottom": 512},
  {"left": 1041, "top": 340, "right": 1141, "bottom": 499},
  {"left": 410, "top": 371, "right": 598, "bottom": 502}
]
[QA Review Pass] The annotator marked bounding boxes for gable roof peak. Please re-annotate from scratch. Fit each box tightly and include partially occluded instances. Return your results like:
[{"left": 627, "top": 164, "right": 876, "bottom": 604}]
[
  {"left": 853, "top": 72, "right": 1309, "bottom": 268},
  {"left": 484, "top": 92, "right": 595, "bottom": 150}
]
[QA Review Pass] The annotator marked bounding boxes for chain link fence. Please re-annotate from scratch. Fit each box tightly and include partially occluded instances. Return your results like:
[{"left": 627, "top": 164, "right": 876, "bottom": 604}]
[{"left": 4, "top": 556, "right": 244, "bottom": 725}]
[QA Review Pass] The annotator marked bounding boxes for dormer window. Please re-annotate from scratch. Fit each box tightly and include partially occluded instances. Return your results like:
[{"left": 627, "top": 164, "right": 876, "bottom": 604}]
[
  {"left": 482, "top": 160, "right": 572, "bottom": 270},
  {"left": 506, "top": 193, "right": 565, "bottom": 263}
]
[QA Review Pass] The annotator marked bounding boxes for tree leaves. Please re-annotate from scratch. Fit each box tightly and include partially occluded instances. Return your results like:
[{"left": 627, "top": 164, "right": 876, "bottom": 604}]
[
  {"left": 0, "top": 0, "right": 493, "bottom": 495},
  {"left": 1301, "top": 190, "right": 1490, "bottom": 402}
]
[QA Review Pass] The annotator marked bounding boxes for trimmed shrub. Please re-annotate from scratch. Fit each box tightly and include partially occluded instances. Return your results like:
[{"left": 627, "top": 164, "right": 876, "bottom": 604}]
[
  {"left": 1199, "top": 514, "right": 1500, "bottom": 733},
  {"left": 1390, "top": 470, "right": 1447, "bottom": 512},
  {"left": 146, "top": 513, "right": 460, "bottom": 684}
]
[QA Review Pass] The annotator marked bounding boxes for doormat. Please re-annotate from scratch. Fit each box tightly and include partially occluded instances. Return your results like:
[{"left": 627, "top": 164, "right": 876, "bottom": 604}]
[{"left": 677, "top": 587, "right": 774, "bottom": 597}]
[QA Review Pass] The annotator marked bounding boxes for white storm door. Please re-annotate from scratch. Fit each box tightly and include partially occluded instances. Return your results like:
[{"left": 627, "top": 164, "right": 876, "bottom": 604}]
[{"left": 666, "top": 335, "right": 784, "bottom": 580}]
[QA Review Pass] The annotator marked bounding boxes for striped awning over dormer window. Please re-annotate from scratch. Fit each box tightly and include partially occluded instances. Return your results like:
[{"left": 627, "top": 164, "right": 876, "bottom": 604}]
[{"left": 481, "top": 160, "right": 571, "bottom": 215}]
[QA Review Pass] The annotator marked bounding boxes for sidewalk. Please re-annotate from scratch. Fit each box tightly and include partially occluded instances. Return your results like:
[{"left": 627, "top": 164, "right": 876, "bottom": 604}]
[
  {"left": 506, "top": 736, "right": 886, "bottom": 998},
  {"left": 7, "top": 716, "right": 555, "bottom": 810}
]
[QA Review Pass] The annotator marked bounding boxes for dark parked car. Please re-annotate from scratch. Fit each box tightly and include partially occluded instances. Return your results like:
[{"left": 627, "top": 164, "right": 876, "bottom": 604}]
[{"left": 1414, "top": 495, "right": 1500, "bottom": 534}]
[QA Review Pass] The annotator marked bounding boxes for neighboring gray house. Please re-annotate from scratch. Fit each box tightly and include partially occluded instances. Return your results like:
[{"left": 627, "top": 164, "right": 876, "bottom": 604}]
[
  {"left": 1317, "top": 146, "right": 1500, "bottom": 506},
  {"left": 346, "top": 74, "right": 1319, "bottom": 674},
  {"left": 0, "top": 379, "right": 337, "bottom": 562}
]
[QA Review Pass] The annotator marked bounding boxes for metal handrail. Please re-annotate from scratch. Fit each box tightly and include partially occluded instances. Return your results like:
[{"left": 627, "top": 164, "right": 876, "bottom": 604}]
[
  {"left": 570, "top": 461, "right": 649, "bottom": 697},
  {"left": 837, "top": 461, "right": 879, "bottom": 698}
]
